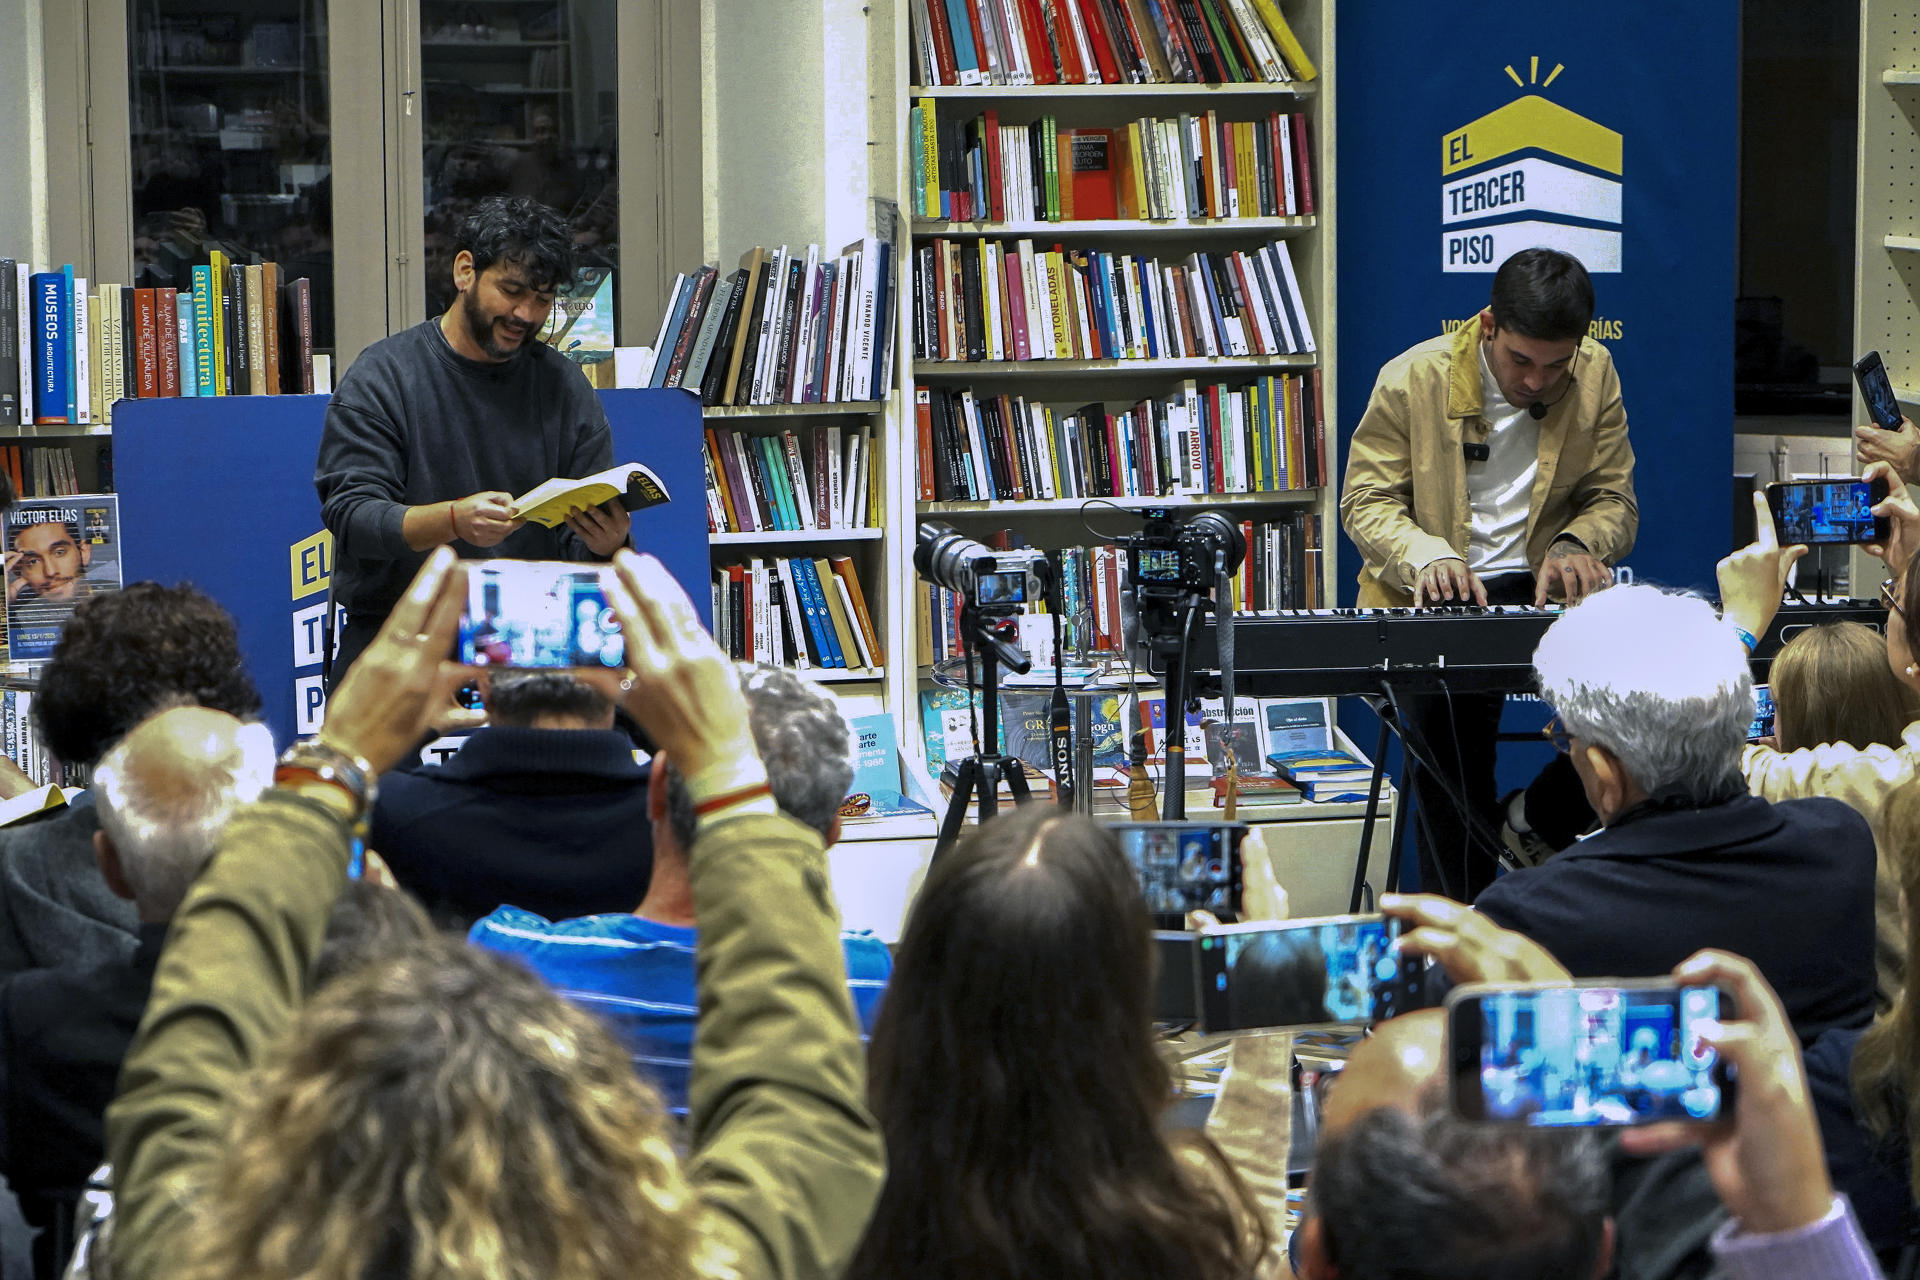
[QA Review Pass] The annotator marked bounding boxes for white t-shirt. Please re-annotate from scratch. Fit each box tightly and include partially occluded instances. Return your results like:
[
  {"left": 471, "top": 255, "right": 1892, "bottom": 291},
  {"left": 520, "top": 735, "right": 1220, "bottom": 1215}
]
[{"left": 1465, "top": 344, "right": 1540, "bottom": 577}]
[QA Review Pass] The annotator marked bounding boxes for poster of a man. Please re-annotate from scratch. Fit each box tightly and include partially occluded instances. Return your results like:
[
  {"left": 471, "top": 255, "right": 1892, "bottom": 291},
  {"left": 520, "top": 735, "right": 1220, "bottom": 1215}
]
[{"left": 5, "top": 497, "right": 122, "bottom": 660}]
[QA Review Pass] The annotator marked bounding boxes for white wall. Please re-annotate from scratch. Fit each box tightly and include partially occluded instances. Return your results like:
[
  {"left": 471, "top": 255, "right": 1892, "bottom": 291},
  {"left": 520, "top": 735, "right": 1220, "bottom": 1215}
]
[{"left": 0, "top": 0, "right": 49, "bottom": 264}]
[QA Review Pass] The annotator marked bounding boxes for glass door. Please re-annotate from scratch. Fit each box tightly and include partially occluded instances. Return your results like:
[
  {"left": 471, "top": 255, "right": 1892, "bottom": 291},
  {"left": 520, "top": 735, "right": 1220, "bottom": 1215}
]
[
  {"left": 125, "top": 0, "right": 338, "bottom": 357},
  {"left": 416, "top": 0, "right": 619, "bottom": 333}
]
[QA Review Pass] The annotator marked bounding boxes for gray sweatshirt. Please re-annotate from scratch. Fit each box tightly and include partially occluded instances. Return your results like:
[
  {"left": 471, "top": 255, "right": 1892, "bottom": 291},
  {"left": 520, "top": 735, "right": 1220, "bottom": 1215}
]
[{"left": 314, "top": 319, "right": 614, "bottom": 618}]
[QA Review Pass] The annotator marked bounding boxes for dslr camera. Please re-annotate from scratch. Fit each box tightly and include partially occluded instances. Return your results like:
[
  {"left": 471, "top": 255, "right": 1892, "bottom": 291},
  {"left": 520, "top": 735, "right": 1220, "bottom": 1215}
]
[
  {"left": 915, "top": 522, "right": 1051, "bottom": 613},
  {"left": 1122, "top": 508, "right": 1245, "bottom": 603}
]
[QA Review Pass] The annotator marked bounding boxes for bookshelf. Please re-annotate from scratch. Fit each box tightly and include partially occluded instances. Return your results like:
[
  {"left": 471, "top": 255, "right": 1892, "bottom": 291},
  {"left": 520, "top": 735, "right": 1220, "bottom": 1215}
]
[{"left": 884, "top": 0, "right": 1339, "bottom": 774}]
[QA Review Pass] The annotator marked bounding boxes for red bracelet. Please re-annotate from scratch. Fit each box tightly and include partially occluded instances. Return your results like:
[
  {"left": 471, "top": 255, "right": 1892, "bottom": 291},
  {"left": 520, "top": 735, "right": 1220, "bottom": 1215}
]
[
  {"left": 446, "top": 500, "right": 459, "bottom": 541},
  {"left": 692, "top": 781, "right": 775, "bottom": 817}
]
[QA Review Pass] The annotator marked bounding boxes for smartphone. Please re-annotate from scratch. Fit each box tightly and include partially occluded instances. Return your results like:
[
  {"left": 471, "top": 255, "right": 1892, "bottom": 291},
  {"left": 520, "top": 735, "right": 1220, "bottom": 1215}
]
[
  {"left": 1154, "top": 930, "right": 1197, "bottom": 1024},
  {"left": 1855, "top": 350, "right": 1904, "bottom": 431},
  {"left": 1447, "top": 980, "right": 1735, "bottom": 1127},
  {"left": 1765, "top": 476, "right": 1891, "bottom": 546},
  {"left": 1108, "top": 821, "right": 1248, "bottom": 930},
  {"left": 1748, "top": 685, "right": 1775, "bottom": 743},
  {"left": 458, "top": 560, "right": 625, "bottom": 669},
  {"left": 1192, "top": 914, "right": 1430, "bottom": 1034}
]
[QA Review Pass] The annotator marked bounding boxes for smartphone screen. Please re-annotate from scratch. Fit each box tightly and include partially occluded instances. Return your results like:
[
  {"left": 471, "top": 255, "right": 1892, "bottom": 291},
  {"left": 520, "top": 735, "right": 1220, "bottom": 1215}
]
[
  {"left": 1193, "top": 915, "right": 1428, "bottom": 1033},
  {"left": 1855, "top": 350, "right": 1904, "bottom": 431},
  {"left": 1449, "top": 983, "right": 1730, "bottom": 1127},
  {"left": 459, "top": 560, "right": 625, "bottom": 669},
  {"left": 1766, "top": 477, "right": 1890, "bottom": 546},
  {"left": 1109, "top": 821, "right": 1247, "bottom": 929},
  {"left": 1748, "top": 685, "right": 1775, "bottom": 742}
]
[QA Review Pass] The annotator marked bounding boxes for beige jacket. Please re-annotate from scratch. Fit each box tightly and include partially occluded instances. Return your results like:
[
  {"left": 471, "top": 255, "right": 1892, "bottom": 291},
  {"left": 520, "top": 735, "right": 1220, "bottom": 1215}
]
[
  {"left": 1743, "top": 725, "right": 1919, "bottom": 1011},
  {"left": 1341, "top": 320, "right": 1639, "bottom": 606}
]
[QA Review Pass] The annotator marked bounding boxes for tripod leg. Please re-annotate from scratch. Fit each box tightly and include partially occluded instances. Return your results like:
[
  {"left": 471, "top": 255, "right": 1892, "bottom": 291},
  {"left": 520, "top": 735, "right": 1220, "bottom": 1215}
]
[
  {"left": 937, "top": 759, "right": 982, "bottom": 856},
  {"left": 1003, "top": 756, "right": 1032, "bottom": 802}
]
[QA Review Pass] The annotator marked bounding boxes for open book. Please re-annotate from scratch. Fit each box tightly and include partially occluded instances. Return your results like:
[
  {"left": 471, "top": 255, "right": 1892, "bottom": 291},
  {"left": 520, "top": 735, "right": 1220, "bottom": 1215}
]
[{"left": 511, "top": 463, "right": 673, "bottom": 529}]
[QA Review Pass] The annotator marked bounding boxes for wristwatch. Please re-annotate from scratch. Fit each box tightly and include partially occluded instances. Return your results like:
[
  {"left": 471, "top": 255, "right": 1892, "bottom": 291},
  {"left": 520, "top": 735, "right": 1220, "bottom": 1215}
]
[{"left": 274, "top": 738, "right": 379, "bottom": 821}]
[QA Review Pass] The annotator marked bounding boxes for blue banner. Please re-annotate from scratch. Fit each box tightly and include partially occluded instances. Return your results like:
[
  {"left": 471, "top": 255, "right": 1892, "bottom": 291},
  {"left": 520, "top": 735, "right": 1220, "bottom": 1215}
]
[
  {"left": 115, "top": 388, "right": 710, "bottom": 748},
  {"left": 1333, "top": 7, "right": 1739, "bottom": 885}
]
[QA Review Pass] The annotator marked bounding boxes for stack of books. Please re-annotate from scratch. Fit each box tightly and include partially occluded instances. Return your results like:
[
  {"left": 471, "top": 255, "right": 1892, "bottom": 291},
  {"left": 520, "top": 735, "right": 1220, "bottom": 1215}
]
[
  {"left": 646, "top": 200, "right": 901, "bottom": 407},
  {"left": 909, "top": 0, "right": 1317, "bottom": 87},
  {"left": 912, "top": 107, "right": 1315, "bottom": 223},
  {"left": 0, "top": 255, "right": 318, "bottom": 429},
  {"left": 915, "top": 373, "right": 1326, "bottom": 502},
  {"left": 713, "top": 554, "right": 884, "bottom": 673},
  {"left": 703, "top": 423, "right": 879, "bottom": 533},
  {"left": 0, "top": 445, "right": 97, "bottom": 498},
  {"left": 912, "top": 238, "right": 1315, "bottom": 364},
  {"left": 1266, "top": 748, "right": 1372, "bottom": 803}
]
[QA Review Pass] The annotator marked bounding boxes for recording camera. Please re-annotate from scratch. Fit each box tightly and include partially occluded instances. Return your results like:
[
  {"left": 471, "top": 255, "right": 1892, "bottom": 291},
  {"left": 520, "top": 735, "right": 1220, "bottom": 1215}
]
[
  {"left": 915, "top": 522, "right": 1052, "bottom": 613},
  {"left": 1122, "top": 508, "right": 1246, "bottom": 602}
]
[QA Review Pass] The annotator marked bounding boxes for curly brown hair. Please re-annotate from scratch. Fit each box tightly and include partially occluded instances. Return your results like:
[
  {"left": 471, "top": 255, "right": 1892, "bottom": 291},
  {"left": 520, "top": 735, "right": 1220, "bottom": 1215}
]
[{"left": 180, "top": 936, "right": 699, "bottom": 1280}]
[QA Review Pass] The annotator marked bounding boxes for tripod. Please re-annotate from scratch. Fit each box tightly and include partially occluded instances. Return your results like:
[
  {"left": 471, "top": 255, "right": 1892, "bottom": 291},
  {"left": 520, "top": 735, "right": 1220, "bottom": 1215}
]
[{"left": 934, "top": 606, "right": 1036, "bottom": 857}]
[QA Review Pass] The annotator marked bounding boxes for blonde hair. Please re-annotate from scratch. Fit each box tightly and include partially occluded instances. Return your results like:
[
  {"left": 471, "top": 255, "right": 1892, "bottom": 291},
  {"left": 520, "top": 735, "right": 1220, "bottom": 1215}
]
[
  {"left": 1852, "top": 778, "right": 1920, "bottom": 1200},
  {"left": 1771, "top": 621, "right": 1920, "bottom": 753},
  {"left": 180, "top": 936, "right": 699, "bottom": 1280}
]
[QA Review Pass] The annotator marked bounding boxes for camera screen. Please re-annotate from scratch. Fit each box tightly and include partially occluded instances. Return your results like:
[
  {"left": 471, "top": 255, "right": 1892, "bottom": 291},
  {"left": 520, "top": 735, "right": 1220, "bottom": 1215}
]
[
  {"left": 1115, "top": 824, "right": 1238, "bottom": 917},
  {"left": 1475, "top": 985, "right": 1725, "bottom": 1127},
  {"left": 1197, "top": 917, "right": 1423, "bottom": 1032},
  {"left": 1134, "top": 548, "right": 1182, "bottom": 583},
  {"left": 1748, "top": 686, "right": 1775, "bottom": 742},
  {"left": 1771, "top": 480, "right": 1877, "bottom": 545},
  {"left": 459, "top": 562, "right": 625, "bottom": 669},
  {"left": 975, "top": 570, "right": 1028, "bottom": 605}
]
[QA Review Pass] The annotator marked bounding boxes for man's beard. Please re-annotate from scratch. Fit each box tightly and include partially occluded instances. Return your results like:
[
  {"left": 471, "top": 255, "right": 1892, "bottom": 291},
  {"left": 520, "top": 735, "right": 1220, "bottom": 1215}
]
[{"left": 461, "top": 289, "right": 531, "bottom": 362}]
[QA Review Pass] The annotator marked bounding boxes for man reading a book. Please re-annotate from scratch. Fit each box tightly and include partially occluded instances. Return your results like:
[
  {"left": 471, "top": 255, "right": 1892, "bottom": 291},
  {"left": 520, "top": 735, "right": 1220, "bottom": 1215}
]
[
  {"left": 316, "top": 194, "right": 631, "bottom": 683},
  {"left": 1340, "top": 248, "right": 1638, "bottom": 899}
]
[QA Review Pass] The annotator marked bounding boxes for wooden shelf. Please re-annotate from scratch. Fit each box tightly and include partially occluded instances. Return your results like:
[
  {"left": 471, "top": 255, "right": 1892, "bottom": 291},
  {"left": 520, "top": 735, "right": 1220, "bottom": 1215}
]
[
  {"left": 710, "top": 528, "right": 884, "bottom": 544},
  {"left": 704, "top": 401, "right": 888, "bottom": 418},
  {"left": 913, "top": 82, "right": 1316, "bottom": 103},
  {"left": 913, "top": 354, "right": 1315, "bottom": 377},
  {"left": 920, "top": 490, "right": 1319, "bottom": 516},
  {"left": 4, "top": 424, "right": 112, "bottom": 438},
  {"left": 803, "top": 667, "right": 887, "bottom": 683},
  {"left": 914, "top": 216, "right": 1315, "bottom": 238}
]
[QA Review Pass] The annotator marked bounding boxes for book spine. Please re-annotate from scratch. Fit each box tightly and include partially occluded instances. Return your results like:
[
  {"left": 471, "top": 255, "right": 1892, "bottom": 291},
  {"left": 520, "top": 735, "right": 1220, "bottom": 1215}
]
[
  {"left": 0, "top": 263, "right": 17, "bottom": 428},
  {"left": 30, "top": 274, "right": 70, "bottom": 423},
  {"left": 189, "top": 266, "right": 216, "bottom": 396},
  {"left": 295, "top": 278, "right": 315, "bottom": 393},
  {"left": 779, "top": 430, "right": 817, "bottom": 531},
  {"left": 262, "top": 261, "right": 281, "bottom": 395},
  {"left": 175, "top": 290, "right": 198, "bottom": 397},
  {"left": 156, "top": 287, "right": 181, "bottom": 396},
  {"left": 74, "top": 281, "right": 92, "bottom": 423}
]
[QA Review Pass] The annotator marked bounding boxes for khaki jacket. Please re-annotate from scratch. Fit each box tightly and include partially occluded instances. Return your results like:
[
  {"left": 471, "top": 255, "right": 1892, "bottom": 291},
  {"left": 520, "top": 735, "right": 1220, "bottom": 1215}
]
[
  {"left": 105, "top": 793, "right": 884, "bottom": 1280},
  {"left": 1341, "top": 320, "right": 1638, "bottom": 606}
]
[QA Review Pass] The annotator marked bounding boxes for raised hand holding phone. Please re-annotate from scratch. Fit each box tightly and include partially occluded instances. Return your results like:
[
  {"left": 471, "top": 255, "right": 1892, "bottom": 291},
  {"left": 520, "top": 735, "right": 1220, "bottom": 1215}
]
[
  {"left": 1865, "top": 459, "right": 1920, "bottom": 574},
  {"left": 1381, "top": 893, "right": 1570, "bottom": 987},
  {"left": 1718, "top": 491, "right": 1807, "bottom": 642}
]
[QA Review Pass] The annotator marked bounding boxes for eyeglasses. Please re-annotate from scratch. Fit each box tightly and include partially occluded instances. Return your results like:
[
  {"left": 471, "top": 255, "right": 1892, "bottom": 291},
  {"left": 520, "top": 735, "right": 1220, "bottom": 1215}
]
[
  {"left": 1543, "top": 717, "right": 1574, "bottom": 753},
  {"left": 1883, "top": 577, "right": 1906, "bottom": 621}
]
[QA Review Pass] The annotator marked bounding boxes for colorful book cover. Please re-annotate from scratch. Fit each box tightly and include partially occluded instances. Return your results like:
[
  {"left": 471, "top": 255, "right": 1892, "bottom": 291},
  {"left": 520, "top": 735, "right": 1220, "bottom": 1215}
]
[
  {"left": 28, "top": 273, "right": 69, "bottom": 424},
  {"left": 5, "top": 495, "right": 122, "bottom": 660},
  {"left": 841, "top": 713, "right": 936, "bottom": 820},
  {"left": 59, "top": 265, "right": 76, "bottom": 422},
  {"left": 920, "top": 686, "right": 981, "bottom": 780},
  {"left": 1258, "top": 696, "right": 1332, "bottom": 759},
  {"left": 541, "top": 267, "right": 616, "bottom": 368},
  {"left": 175, "top": 291, "right": 199, "bottom": 397}
]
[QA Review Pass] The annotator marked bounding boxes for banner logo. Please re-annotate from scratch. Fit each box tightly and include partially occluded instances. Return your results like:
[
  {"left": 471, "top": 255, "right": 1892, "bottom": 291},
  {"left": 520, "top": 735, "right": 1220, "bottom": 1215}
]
[{"left": 1441, "top": 59, "right": 1623, "bottom": 273}]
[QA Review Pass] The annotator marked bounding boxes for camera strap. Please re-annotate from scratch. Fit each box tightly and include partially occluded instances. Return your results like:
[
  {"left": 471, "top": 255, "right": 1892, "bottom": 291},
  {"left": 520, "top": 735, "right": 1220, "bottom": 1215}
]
[
  {"left": 1050, "top": 576, "right": 1075, "bottom": 807},
  {"left": 1217, "top": 560, "right": 1239, "bottom": 820}
]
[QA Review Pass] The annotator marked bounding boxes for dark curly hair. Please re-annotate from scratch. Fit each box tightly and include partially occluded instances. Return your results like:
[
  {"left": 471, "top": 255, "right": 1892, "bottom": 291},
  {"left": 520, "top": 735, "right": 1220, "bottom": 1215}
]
[
  {"left": 455, "top": 195, "right": 574, "bottom": 290},
  {"left": 33, "top": 581, "right": 262, "bottom": 767}
]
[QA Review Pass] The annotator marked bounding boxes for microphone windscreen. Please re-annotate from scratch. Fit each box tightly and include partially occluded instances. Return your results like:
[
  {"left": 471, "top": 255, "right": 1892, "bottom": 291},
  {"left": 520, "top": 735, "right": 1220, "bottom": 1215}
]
[{"left": 1529, "top": 400, "right": 1548, "bottom": 420}]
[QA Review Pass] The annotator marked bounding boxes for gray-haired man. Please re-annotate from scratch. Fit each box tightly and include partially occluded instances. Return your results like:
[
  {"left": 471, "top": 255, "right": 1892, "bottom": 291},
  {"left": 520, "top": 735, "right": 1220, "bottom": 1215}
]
[{"left": 1473, "top": 584, "right": 1876, "bottom": 1044}]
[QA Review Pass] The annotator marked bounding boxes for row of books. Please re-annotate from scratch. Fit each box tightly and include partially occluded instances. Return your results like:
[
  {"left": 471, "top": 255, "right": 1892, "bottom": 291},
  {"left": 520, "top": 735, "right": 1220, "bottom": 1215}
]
[
  {"left": 912, "top": 107, "right": 1314, "bottom": 224},
  {"left": 0, "top": 257, "right": 317, "bottom": 429},
  {"left": 916, "top": 515, "right": 1321, "bottom": 663},
  {"left": 908, "top": 0, "right": 1316, "bottom": 87},
  {"left": 0, "top": 692, "right": 75, "bottom": 790},
  {"left": 0, "top": 446, "right": 97, "bottom": 499},
  {"left": 650, "top": 201, "right": 900, "bottom": 407},
  {"left": 701, "top": 424, "right": 879, "bottom": 534},
  {"left": 915, "top": 372, "right": 1326, "bottom": 502},
  {"left": 712, "top": 555, "right": 885, "bottom": 672},
  {"left": 913, "top": 238, "right": 1315, "bottom": 364}
]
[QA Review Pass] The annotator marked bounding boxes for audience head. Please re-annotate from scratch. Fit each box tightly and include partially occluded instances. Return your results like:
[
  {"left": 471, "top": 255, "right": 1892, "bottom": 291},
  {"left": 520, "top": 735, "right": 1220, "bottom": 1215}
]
[
  {"left": 484, "top": 671, "right": 614, "bottom": 730},
  {"left": 659, "top": 663, "right": 852, "bottom": 853},
  {"left": 312, "top": 879, "right": 434, "bottom": 990},
  {"left": 34, "top": 581, "right": 262, "bottom": 767},
  {"left": 92, "top": 706, "right": 274, "bottom": 922},
  {"left": 184, "top": 935, "right": 694, "bottom": 1280},
  {"left": 1851, "top": 776, "right": 1920, "bottom": 1200},
  {"left": 1771, "top": 620, "right": 1920, "bottom": 751},
  {"left": 1533, "top": 584, "right": 1751, "bottom": 820},
  {"left": 1298, "top": 1108, "right": 1612, "bottom": 1280},
  {"left": 849, "top": 805, "right": 1261, "bottom": 1280}
]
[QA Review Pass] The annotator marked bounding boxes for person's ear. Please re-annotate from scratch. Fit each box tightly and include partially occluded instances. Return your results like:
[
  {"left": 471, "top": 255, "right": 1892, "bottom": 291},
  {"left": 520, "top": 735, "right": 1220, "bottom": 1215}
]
[
  {"left": 1294, "top": 1216, "right": 1336, "bottom": 1280},
  {"left": 93, "top": 830, "right": 135, "bottom": 903},
  {"left": 1478, "top": 307, "right": 1496, "bottom": 341},
  {"left": 1583, "top": 744, "right": 1629, "bottom": 821},
  {"left": 452, "top": 249, "right": 476, "bottom": 295},
  {"left": 825, "top": 815, "right": 842, "bottom": 847},
  {"left": 647, "top": 751, "right": 669, "bottom": 823}
]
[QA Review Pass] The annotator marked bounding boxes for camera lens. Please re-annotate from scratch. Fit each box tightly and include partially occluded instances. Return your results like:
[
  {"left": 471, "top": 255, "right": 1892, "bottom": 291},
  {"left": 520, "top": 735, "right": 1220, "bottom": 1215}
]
[
  {"left": 914, "top": 521, "right": 992, "bottom": 595},
  {"left": 1185, "top": 510, "right": 1248, "bottom": 576}
]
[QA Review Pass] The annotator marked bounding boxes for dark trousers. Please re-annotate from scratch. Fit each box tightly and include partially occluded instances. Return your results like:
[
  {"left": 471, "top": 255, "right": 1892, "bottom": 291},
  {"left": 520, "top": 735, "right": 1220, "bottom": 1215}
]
[{"left": 1401, "top": 572, "right": 1595, "bottom": 900}]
